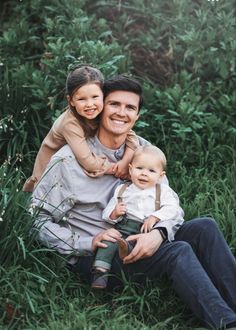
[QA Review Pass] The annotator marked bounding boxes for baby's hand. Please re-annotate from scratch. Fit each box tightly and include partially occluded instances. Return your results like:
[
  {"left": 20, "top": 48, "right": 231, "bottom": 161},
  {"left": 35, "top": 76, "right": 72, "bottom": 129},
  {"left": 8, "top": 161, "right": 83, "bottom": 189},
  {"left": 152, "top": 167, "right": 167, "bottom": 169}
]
[
  {"left": 140, "top": 215, "right": 160, "bottom": 233},
  {"left": 110, "top": 202, "right": 127, "bottom": 220},
  {"left": 112, "top": 160, "right": 130, "bottom": 180}
]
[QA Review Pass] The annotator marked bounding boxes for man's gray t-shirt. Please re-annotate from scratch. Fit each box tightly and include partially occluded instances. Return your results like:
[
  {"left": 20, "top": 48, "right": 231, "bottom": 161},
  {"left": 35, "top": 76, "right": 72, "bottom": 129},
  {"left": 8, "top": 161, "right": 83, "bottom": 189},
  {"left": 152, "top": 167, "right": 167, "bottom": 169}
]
[{"left": 31, "top": 135, "right": 175, "bottom": 256}]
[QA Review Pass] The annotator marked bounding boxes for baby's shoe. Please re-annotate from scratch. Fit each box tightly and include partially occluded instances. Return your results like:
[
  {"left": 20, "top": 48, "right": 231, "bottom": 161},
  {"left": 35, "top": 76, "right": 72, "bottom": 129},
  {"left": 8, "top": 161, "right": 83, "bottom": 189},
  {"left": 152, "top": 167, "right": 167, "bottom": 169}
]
[{"left": 91, "top": 269, "right": 108, "bottom": 289}]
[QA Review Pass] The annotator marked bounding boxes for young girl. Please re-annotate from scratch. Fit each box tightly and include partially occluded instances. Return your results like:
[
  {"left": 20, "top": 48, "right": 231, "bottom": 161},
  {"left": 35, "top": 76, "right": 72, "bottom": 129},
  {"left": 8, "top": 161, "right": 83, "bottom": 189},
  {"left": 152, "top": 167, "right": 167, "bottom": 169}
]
[{"left": 23, "top": 65, "right": 139, "bottom": 192}]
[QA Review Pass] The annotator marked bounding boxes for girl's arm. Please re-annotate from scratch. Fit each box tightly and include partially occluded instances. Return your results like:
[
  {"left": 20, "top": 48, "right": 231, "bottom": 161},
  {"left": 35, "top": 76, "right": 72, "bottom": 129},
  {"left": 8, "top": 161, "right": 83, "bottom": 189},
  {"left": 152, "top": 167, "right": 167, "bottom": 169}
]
[
  {"left": 111, "top": 146, "right": 134, "bottom": 179},
  {"left": 23, "top": 111, "right": 115, "bottom": 192},
  {"left": 62, "top": 118, "right": 113, "bottom": 177},
  {"left": 113, "top": 129, "right": 139, "bottom": 179}
]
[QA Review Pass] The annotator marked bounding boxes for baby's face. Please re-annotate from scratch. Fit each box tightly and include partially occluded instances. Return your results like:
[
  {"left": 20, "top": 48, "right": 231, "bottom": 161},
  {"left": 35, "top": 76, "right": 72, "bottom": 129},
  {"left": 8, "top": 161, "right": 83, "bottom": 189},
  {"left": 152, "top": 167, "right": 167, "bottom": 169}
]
[{"left": 129, "top": 153, "right": 165, "bottom": 189}]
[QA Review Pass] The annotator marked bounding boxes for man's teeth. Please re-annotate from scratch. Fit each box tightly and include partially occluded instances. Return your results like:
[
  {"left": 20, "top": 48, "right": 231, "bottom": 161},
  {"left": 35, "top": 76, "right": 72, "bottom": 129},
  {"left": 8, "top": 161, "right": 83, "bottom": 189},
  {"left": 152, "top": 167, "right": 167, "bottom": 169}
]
[{"left": 112, "top": 120, "right": 125, "bottom": 125}]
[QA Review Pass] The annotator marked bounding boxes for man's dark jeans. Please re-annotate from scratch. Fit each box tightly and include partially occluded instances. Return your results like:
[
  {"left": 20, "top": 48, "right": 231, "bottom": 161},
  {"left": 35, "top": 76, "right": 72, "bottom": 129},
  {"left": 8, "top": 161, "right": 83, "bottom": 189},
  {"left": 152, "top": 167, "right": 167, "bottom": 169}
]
[{"left": 70, "top": 218, "right": 236, "bottom": 329}]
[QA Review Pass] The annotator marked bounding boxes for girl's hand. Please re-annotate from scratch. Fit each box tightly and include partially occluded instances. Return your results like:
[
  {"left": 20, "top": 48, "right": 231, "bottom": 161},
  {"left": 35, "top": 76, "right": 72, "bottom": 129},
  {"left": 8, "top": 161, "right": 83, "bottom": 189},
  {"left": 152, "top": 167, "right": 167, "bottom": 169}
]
[
  {"left": 140, "top": 215, "right": 160, "bottom": 233},
  {"left": 105, "top": 164, "right": 117, "bottom": 175},
  {"left": 112, "top": 160, "right": 130, "bottom": 180}
]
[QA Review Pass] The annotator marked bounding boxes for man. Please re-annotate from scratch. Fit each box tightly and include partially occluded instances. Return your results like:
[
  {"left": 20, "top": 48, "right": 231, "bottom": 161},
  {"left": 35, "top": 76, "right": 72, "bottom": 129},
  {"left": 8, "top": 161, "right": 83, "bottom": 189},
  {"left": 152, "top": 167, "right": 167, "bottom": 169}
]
[{"left": 32, "top": 75, "right": 236, "bottom": 329}]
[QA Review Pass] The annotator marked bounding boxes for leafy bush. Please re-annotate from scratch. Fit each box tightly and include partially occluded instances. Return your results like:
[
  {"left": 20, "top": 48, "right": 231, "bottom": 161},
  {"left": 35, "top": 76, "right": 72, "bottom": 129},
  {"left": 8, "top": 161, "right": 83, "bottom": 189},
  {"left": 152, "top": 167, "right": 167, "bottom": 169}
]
[
  {"left": 0, "top": 0, "right": 127, "bottom": 168},
  {"left": 87, "top": 0, "right": 236, "bottom": 169}
]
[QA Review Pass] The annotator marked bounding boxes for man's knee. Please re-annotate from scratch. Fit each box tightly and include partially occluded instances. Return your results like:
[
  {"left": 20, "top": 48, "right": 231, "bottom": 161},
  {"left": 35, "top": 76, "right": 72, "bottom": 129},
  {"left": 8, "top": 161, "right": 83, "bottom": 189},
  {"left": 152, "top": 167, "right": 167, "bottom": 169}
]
[
  {"left": 190, "top": 217, "right": 218, "bottom": 235},
  {"left": 173, "top": 240, "right": 193, "bottom": 256},
  {"left": 186, "top": 217, "right": 218, "bottom": 235},
  {"left": 166, "top": 241, "right": 194, "bottom": 274}
]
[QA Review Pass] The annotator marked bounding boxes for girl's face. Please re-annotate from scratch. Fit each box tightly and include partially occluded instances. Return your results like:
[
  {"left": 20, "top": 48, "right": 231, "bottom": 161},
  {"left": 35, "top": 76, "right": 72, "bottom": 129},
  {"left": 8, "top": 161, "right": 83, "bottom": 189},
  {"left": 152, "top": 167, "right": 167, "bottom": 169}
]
[{"left": 68, "top": 83, "right": 104, "bottom": 120}]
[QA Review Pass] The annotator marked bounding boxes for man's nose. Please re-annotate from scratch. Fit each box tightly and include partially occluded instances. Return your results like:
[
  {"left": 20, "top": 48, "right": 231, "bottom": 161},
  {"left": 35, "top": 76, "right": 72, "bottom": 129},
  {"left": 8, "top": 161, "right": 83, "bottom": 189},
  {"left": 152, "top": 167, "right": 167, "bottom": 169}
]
[{"left": 116, "top": 105, "right": 126, "bottom": 116}]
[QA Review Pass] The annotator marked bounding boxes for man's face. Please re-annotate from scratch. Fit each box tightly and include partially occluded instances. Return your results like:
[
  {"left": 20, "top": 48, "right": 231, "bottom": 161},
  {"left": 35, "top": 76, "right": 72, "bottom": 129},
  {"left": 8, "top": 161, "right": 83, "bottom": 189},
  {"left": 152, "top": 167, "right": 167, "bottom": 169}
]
[{"left": 100, "top": 90, "right": 140, "bottom": 136}]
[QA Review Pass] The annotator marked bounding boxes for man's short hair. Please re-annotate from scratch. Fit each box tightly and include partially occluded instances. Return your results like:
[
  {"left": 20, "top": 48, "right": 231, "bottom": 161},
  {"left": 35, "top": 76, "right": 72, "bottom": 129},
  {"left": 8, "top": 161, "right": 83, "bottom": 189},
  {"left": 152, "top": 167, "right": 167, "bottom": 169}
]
[{"left": 103, "top": 74, "right": 143, "bottom": 111}]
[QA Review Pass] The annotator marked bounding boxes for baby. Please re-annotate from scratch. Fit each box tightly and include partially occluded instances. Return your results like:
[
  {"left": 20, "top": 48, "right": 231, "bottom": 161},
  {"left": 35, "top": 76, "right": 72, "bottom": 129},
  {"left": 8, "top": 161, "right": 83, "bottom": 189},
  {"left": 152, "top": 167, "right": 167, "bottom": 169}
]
[{"left": 92, "top": 145, "right": 184, "bottom": 289}]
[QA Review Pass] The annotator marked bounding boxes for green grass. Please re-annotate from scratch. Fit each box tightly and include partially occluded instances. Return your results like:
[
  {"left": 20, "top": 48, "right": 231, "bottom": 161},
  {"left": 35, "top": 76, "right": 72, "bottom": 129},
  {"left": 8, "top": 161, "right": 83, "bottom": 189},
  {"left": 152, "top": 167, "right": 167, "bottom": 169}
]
[
  {"left": 0, "top": 0, "right": 235, "bottom": 328},
  {"left": 0, "top": 153, "right": 235, "bottom": 329}
]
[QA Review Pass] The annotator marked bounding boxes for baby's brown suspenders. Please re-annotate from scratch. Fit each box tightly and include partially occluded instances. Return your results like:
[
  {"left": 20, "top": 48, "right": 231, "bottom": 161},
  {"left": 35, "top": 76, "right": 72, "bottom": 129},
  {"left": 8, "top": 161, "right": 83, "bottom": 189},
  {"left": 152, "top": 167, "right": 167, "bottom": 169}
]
[{"left": 117, "top": 182, "right": 161, "bottom": 211}]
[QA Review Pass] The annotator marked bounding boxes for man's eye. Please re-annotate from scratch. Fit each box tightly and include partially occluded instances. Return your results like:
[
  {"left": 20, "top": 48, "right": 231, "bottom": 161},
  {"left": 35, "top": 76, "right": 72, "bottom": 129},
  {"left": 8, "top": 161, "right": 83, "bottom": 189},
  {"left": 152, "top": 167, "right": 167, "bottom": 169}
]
[
  {"left": 127, "top": 106, "right": 136, "bottom": 111},
  {"left": 93, "top": 95, "right": 99, "bottom": 98}
]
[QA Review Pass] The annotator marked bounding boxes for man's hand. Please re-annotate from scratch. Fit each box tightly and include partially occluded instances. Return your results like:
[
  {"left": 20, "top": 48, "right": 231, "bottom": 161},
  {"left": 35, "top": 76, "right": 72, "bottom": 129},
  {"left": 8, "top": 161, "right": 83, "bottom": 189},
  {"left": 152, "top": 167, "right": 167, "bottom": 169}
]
[
  {"left": 92, "top": 228, "right": 121, "bottom": 251},
  {"left": 123, "top": 230, "right": 164, "bottom": 264},
  {"left": 140, "top": 215, "right": 160, "bottom": 233},
  {"left": 110, "top": 202, "right": 126, "bottom": 220}
]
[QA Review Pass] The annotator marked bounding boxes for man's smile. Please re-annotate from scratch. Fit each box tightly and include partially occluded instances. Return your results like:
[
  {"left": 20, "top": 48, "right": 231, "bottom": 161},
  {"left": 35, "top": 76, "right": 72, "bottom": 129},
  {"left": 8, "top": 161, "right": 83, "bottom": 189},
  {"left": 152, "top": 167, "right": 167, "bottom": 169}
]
[{"left": 111, "top": 118, "right": 127, "bottom": 125}]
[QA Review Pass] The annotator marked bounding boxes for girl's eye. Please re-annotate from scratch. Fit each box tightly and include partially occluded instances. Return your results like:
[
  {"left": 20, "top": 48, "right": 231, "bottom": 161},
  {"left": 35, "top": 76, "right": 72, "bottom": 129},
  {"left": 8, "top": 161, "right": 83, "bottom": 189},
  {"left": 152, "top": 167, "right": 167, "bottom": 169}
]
[
  {"left": 136, "top": 167, "right": 142, "bottom": 170},
  {"left": 149, "top": 169, "right": 156, "bottom": 173}
]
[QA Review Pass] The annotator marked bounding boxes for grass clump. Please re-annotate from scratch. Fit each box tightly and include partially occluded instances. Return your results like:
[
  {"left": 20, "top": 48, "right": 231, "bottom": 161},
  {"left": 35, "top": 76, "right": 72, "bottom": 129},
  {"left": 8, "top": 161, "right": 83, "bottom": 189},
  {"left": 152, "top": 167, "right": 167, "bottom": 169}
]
[{"left": 0, "top": 0, "right": 235, "bottom": 329}]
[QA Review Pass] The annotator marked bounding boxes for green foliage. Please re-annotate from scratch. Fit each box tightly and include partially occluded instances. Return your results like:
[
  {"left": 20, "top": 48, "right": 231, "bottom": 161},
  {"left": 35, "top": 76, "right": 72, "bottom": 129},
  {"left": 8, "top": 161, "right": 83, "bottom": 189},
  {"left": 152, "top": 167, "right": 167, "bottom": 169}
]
[
  {"left": 0, "top": 0, "right": 128, "bottom": 167},
  {"left": 0, "top": 0, "right": 235, "bottom": 329},
  {"left": 87, "top": 0, "right": 236, "bottom": 168},
  {"left": 88, "top": 0, "right": 236, "bottom": 80},
  {"left": 136, "top": 72, "right": 236, "bottom": 170}
]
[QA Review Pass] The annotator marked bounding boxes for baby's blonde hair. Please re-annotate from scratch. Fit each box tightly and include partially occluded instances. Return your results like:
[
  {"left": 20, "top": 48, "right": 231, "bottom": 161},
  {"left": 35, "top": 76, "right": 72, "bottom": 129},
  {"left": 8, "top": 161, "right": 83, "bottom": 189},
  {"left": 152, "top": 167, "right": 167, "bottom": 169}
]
[{"left": 132, "top": 145, "right": 167, "bottom": 170}]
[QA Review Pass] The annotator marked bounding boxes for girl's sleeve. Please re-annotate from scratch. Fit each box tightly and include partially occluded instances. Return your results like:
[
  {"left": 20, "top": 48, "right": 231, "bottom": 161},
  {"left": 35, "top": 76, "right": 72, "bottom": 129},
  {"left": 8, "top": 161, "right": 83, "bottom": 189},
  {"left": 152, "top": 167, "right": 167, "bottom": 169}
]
[
  {"left": 125, "top": 130, "right": 140, "bottom": 151},
  {"left": 61, "top": 120, "right": 111, "bottom": 177}
]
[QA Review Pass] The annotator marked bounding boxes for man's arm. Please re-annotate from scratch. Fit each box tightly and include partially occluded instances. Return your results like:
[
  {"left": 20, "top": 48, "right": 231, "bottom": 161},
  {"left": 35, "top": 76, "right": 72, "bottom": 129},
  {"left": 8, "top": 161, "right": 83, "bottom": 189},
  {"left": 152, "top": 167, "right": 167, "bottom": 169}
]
[
  {"left": 33, "top": 211, "right": 122, "bottom": 256},
  {"left": 30, "top": 152, "right": 92, "bottom": 255},
  {"left": 33, "top": 211, "right": 94, "bottom": 255}
]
